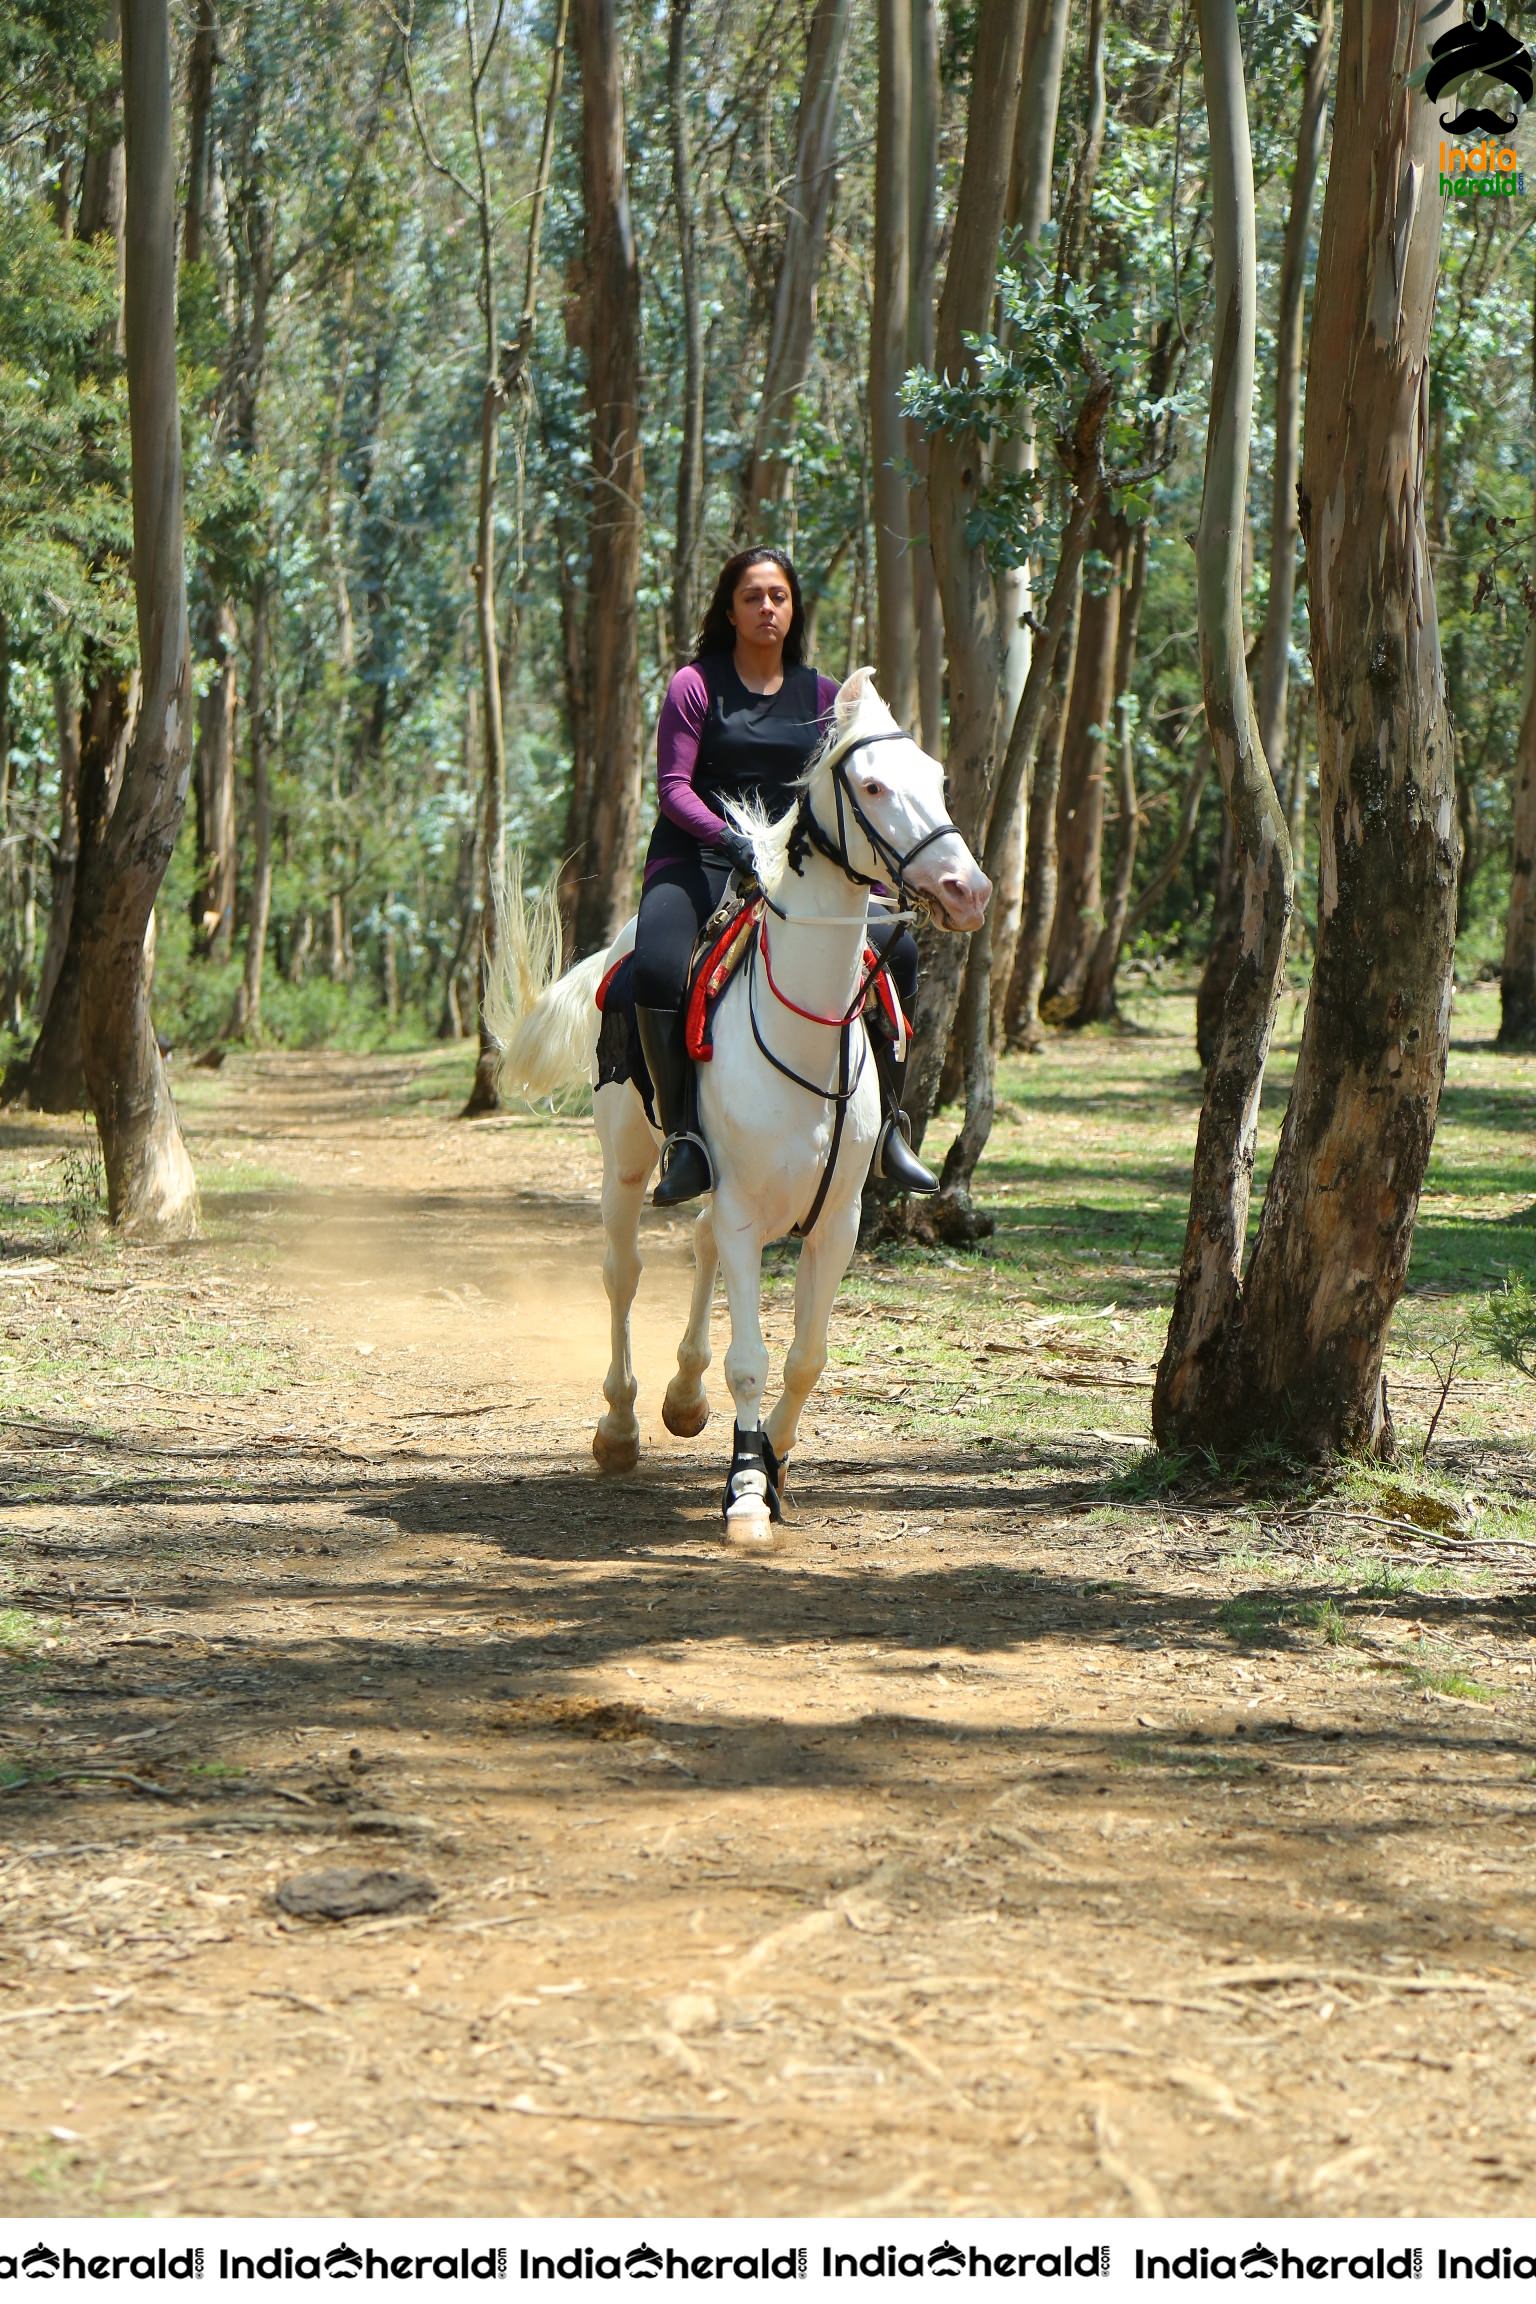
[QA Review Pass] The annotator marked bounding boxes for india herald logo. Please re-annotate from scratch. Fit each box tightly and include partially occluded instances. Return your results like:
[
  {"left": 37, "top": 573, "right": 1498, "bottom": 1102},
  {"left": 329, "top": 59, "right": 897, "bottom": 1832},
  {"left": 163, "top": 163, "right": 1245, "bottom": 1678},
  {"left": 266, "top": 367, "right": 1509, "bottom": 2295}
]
[{"left": 1425, "top": 1, "right": 1534, "bottom": 135}]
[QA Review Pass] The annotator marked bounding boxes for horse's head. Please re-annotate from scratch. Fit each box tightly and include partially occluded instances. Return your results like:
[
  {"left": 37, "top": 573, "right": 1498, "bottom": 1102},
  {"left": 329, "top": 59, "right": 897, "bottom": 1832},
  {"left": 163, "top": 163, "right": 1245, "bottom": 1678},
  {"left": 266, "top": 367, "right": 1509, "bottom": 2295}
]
[{"left": 810, "top": 669, "right": 991, "bottom": 932}]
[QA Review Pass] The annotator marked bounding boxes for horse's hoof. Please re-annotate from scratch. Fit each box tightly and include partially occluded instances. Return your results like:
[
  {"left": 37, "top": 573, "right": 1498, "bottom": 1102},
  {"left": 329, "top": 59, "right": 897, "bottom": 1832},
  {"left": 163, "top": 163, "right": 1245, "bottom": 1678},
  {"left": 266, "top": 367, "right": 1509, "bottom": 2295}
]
[
  {"left": 662, "top": 1389, "right": 709, "bottom": 1439},
  {"left": 592, "top": 1424, "right": 640, "bottom": 1474},
  {"left": 723, "top": 1502, "right": 781, "bottom": 1554}
]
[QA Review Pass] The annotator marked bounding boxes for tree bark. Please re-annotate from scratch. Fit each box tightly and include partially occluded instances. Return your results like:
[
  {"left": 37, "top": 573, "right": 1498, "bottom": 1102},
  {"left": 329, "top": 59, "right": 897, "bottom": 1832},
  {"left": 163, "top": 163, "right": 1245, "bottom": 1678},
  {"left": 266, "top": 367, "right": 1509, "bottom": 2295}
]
[
  {"left": 1075, "top": 517, "right": 1153, "bottom": 1024},
  {"left": 1042, "top": 506, "right": 1124, "bottom": 1016},
  {"left": 9, "top": 44, "right": 133, "bottom": 1109},
  {"left": 909, "top": 0, "right": 943, "bottom": 756},
  {"left": 1153, "top": 0, "right": 1293, "bottom": 1447},
  {"left": 1498, "top": 611, "right": 1536, "bottom": 1046},
  {"left": 190, "top": 596, "right": 238, "bottom": 957},
  {"left": 17, "top": 670, "right": 137, "bottom": 1112},
  {"left": 982, "top": 0, "right": 1075, "bottom": 1035},
  {"left": 228, "top": 580, "right": 272, "bottom": 1038},
  {"left": 560, "top": 0, "right": 645, "bottom": 962},
  {"left": 1213, "top": 0, "right": 1456, "bottom": 1460},
  {"left": 76, "top": 0, "right": 198, "bottom": 1239},
  {"left": 934, "top": 393, "right": 1109, "bottom": 1207},
  {"left": 35, "top": 673, "right": 83, "bottom": 1024},
  {"left": 1006, "top": 575, "right": 1080, "bottom": 1049},
  {"left": 667, "top": 0, "right": 705, "bottom": 662},
  {"left": 742, "top": 0, "right": 853, "bottom": 519},
  {"left": 182, "top": 0, "right": 217, "bottom": 269},
  {"left": 872, "top": 0, "right": 916, "bottom": 725},
  {"left": 1254, "top": 0, "right": 1333, "bottom": 790},
  {"left": 995, "top": 0, "right": 1073, "bottom": 724},
  {"left": 906, "top": 0, "right": 1030, "bottom": 1144}
]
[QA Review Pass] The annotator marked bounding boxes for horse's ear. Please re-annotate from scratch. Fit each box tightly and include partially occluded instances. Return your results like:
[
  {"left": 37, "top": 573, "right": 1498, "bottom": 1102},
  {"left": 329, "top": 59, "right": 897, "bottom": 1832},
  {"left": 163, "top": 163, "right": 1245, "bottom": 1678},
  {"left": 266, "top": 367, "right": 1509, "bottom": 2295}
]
[{"left": 834, "top": 666, "right": 882, "bottom": 725}]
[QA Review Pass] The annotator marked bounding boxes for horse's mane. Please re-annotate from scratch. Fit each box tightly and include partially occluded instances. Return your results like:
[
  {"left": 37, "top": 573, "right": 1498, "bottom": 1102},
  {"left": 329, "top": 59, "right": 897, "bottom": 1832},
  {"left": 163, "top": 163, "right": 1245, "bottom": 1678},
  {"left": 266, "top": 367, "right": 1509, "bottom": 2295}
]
[{"left": 722, "top": 668, "right": 899, "bottom": 897}]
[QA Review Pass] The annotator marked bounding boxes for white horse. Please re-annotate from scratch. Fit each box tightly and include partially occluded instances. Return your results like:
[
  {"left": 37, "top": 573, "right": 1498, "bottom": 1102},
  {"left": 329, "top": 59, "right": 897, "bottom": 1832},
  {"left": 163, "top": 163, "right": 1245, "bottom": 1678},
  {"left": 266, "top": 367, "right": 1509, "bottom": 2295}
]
[{"left": 486, "top": 669, "right": 991, "bottom": 1550}]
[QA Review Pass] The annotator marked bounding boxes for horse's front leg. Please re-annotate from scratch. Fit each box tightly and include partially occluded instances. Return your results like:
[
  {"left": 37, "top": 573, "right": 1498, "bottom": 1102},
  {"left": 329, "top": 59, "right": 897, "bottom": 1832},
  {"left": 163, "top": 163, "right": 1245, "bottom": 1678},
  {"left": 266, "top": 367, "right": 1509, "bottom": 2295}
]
[
  {"left": 764, "top": 1196, "right": 860, "bottom": 1484},
  {"left": 662, "top": 1202, "right": 716, "bottom": 1439},
  {"left": 712, "top": 1196, "right": 777, "bottom": 1551},
  {"left": 592, "top": 1086, "right": 656, "bottom": 1474}
]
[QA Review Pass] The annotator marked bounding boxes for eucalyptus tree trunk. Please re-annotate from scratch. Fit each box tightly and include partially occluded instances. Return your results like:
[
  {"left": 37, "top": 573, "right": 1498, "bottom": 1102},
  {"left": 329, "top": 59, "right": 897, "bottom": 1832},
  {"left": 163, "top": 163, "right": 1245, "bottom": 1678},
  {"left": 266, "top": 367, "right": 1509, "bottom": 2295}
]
[
  {"left": 1191, "top": 0, "right": 1455, "bottom": 1459},
  {"left": 1498, "top": 613, "right": 1536, "bottom": 1047},
  {"left": 1254, "top": 0, "right": 1333, "bottom": 787},
  {"left": 396, "top": 0, "right": 565, "bottom": 1102},
  {"left": 1183, "top": 3, "right": 1322, "bottom": 1056},
  {"left": 454, "top": 0, "right": 513, "bottom": 1113},
  {"left": 182, "top": 0, "right": 216, "bottom": 269},
  {"left": 1005, "top": 580, "right": 1079, "bottom": 1049},
  {"left": 1076, "top": 519, "right": 1153, "bottom": 1023},
  {"left": 909, "top": 0, "right": 943, "bottom": 754},
  {"left": 561, "top": 0, "right": 643, "bottom": 961},
  {"left": 34, "top": 675, "right": 82, "bottom": 1024},
  {"left": 935, "top": 386, "right": 1111, "bottom": 1208},
  {"left": 11, "top": 43, "right": 133, "bottom": 1110},
  {"left": 906, "top": 0, "right": 1030, "bottom": 1143},
  {"left": 17, "top": 673, "right": 136, "bottom": 1111},
  {"left": 1042, "top": 507, "right": 1124, "bottom": 1014},
  {"left": 1153, "top": 0, "right": 1292, "bottom": 1447},
  {"left": 76, "top": 0, "right": 197, "bottom": 1238},
  {"left": 191, "top": 599, "right": 238, "bottom": 957},
  {"left": 1011, "top": 0, "right": 1111, "bottom": 1046},
  {"left": 1497, "top": 322, "right": 1536, "bottom": 1049},
  {"left": 228, "top": 578, "right": 272, "bottom": 1038},
  {"left": 181, "top": 0, "right": 241, "bottom": 965},
  {"left": 667, "top": 0, "right": 705, "bottom": 661},
  {"left": 981, "top": 0, "right": 1074, "bottom": 1044},
  {"left": 742, "top": 0, "right": 852, "bottom": 521},
  {"left": 871, "top": 0, "right": 917, "bottom": 725},
  {"left": 995, "top": 0, "right": 1072, "bottom": 723}
]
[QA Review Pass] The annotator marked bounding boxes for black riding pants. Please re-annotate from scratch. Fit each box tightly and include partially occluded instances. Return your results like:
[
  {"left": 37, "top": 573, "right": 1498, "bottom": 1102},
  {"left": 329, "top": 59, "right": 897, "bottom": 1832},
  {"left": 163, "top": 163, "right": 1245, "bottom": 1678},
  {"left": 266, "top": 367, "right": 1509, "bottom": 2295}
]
[{"left": 633, "top": 847, "right": 918, "bottom": 1021}]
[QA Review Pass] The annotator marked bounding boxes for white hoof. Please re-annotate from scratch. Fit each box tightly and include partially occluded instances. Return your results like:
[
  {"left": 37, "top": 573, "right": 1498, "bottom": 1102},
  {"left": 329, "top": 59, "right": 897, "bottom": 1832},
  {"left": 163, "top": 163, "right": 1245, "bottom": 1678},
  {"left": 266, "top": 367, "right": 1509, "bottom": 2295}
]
[
  {"left": 723, "top": 1500, "right": 781, "bottom": 1554},
  {"left": 592, "top": 1421, "right": 640, "bottom": 1475},
  {"left": 662, "top": 1388, "right": 710, "bottom": 1439}
]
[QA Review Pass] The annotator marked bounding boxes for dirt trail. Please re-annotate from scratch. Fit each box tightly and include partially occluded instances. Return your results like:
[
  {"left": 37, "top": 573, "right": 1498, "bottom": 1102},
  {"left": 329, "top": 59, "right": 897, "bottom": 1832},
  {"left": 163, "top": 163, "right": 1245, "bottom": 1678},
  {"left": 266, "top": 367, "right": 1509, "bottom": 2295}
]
[{"left": 2, "top": 1051, "right": 1535, "bottom": 2219}]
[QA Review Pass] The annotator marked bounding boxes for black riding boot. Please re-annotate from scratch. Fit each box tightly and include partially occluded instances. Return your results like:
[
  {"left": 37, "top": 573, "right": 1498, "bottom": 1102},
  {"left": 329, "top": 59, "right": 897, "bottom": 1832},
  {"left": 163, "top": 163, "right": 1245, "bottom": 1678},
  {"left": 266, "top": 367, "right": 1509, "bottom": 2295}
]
[
  {"left": 871, "top": 1032, "right": 939, "bottom": 1194},
  {"left": 635, "top": 1005, "right": 713, "bottom": 1207}
]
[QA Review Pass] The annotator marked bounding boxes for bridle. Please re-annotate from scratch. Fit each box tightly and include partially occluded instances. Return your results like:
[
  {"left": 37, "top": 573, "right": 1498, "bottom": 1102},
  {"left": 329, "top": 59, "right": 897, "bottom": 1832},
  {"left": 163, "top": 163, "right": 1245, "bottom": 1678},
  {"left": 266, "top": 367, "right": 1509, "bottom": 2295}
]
[
  {"left": 785, "top": 728, "right": 963, "bottom": 911},
  {"left": 740, "top": 722, "right": 959, "bottom": 1239}
]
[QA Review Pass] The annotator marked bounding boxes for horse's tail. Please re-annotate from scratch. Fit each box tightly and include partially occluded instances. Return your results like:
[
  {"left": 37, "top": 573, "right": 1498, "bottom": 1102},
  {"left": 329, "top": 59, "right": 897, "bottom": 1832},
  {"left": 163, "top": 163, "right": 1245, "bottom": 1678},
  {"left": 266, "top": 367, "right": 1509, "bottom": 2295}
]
[{"left": 483, "top": 856, "right": 610, "bottom": 1101}]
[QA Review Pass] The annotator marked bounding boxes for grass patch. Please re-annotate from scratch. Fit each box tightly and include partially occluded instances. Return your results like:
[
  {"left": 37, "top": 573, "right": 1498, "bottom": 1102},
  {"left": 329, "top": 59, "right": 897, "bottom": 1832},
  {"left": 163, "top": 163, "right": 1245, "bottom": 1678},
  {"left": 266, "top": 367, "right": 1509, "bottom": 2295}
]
[{"left": 0, "top": 1606, "right": 53, "bottom": 1654}]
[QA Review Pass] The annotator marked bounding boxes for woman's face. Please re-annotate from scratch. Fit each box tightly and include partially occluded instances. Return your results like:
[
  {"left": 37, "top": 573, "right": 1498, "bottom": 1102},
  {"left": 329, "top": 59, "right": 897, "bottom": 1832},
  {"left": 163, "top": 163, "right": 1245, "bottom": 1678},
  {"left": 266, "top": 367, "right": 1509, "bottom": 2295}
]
[{"left": 728, "top": 560, "right": 794, "bottom": 653}]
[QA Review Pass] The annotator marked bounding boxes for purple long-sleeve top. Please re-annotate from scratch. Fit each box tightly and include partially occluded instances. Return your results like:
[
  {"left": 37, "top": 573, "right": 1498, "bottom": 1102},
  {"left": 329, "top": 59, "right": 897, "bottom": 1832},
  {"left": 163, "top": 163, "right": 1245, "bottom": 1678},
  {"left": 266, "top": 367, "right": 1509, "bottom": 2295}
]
[{"left": 653, "top": 661, "right": 841, "bottom": 851}]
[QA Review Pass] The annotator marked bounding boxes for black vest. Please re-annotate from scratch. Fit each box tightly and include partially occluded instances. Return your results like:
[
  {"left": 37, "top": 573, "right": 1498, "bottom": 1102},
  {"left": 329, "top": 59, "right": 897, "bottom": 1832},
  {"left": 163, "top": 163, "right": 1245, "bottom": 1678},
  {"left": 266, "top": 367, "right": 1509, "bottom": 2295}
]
[{"left": 693, "top": 654, "right": 825, "bottom": 819}]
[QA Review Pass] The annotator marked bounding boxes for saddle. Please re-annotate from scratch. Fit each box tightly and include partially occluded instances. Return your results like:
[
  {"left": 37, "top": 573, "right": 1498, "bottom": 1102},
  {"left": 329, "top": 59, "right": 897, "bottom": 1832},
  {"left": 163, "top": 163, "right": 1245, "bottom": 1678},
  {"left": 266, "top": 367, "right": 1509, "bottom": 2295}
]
[{"left": 594, "top": 888, "right": 908, "bottom": 1125}]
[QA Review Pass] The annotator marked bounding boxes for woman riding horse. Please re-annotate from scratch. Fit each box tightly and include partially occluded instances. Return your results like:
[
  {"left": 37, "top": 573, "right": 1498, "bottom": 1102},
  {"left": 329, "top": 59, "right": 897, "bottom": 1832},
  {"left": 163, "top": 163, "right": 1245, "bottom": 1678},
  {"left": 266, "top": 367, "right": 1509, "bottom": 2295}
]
[{"left": 634, "top": 546, "right": 936, "bottom": 1207}]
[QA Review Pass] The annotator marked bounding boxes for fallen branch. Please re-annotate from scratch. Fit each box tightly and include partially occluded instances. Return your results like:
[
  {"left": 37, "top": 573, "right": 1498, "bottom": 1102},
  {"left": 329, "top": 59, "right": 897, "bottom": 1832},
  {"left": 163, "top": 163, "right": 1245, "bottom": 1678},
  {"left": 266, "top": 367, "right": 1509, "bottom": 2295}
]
[
  {"left": 0, "top": 1767, "right": 179, "bottom": 1800},
  {"left": 0, "top": 1990, "right": 135, "bottom": 2028},
  {"left": 430, "top": 2092, "right": 737, "bottom": 2129},
  {"left": 1195, "top": 1963, "right": 1536, "bottom": 2005}
]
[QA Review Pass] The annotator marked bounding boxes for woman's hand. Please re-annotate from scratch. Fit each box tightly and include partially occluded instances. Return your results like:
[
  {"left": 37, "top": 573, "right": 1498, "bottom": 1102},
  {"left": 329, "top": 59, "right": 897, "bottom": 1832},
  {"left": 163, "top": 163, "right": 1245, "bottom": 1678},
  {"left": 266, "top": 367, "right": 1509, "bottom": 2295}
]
[{"left": 720, "top": 828, "right": 759, "bottom": 880}]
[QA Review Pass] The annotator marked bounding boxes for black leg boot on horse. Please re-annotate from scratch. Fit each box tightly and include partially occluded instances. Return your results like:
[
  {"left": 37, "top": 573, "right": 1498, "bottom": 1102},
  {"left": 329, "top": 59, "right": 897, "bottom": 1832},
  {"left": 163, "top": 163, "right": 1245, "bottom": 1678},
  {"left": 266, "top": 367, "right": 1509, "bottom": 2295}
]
[
  {"left": 870, "top": 1026, "right": 939, "bottom": 1194},
  {"left": 636, "top": 1006, "right": 714, "bottom": 1207}
]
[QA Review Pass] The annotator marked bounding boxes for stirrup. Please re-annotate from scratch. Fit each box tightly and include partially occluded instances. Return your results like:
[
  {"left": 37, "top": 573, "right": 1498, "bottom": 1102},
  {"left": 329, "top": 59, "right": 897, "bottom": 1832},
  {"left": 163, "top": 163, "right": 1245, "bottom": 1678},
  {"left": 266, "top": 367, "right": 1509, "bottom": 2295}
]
[
  {"left": 874, "top": 1109, "right": 938, "bottom": 1194},
  {"left": 653, "top": 1129, "right": 713, "bottom": 1208}
]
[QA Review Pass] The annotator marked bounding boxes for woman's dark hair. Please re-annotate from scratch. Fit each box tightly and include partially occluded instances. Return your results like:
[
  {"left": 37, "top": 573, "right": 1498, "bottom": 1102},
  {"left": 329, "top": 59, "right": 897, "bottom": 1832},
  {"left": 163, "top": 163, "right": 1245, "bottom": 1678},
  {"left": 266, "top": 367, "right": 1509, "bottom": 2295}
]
[{"left": 692, "top": 547, "right": 806, "bottom": 666}]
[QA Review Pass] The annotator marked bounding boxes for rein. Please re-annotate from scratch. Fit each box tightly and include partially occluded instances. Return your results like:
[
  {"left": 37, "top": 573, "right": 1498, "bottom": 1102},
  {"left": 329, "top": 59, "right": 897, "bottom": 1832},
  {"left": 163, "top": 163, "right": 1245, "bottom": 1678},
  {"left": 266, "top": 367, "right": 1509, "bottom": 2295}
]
[
  {"left": 757, "top": 913, "right": 882, "bottom": 1031},
  {"left": 738, "top": 715, "right": 951, "bottom": 1237}
]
